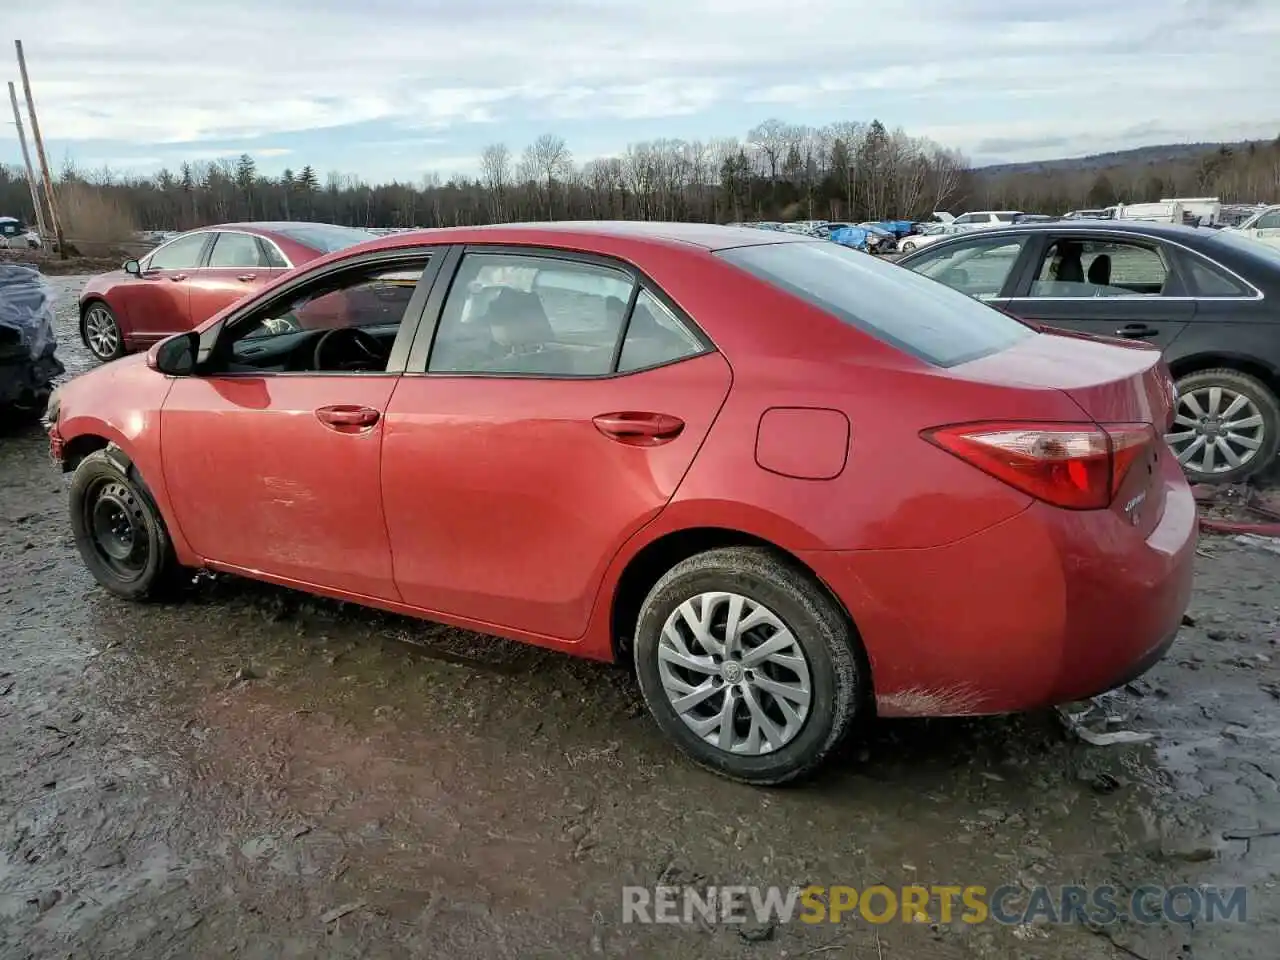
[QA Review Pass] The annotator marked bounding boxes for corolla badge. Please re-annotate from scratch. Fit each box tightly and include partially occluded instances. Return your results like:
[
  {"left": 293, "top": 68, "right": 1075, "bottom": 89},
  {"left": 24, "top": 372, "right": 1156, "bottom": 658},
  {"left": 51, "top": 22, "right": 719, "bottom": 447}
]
[{"left": 1123, "top": 490, "right": 1147, "bottom": 525}]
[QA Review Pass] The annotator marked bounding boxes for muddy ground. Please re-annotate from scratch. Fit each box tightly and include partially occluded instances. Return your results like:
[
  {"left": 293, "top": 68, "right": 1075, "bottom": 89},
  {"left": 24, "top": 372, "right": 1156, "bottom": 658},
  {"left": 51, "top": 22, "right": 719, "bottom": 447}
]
[{"left": 2, "top": 277, "right": 1279, "bottom": 959}]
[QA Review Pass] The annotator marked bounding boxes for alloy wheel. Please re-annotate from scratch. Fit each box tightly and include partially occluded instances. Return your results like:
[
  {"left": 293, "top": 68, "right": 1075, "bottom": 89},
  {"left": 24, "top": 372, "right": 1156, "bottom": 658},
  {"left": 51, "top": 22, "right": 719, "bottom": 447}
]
[
  {"left": 656, "top": 591, "right": 812, "bottom": 755},
  {"left": 84, "top": 305, "right": 121, "bottom": 359},
  {"left": 1165, "top": 385, "right": 1265, "bottom": 475}
]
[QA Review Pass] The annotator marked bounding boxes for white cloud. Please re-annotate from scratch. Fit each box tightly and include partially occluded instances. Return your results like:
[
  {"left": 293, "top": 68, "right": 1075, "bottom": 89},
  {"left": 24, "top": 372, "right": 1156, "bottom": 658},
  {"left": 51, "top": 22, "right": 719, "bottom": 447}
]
[{"left": 3, "top": 0, "right": 1278, "bottom": 167}]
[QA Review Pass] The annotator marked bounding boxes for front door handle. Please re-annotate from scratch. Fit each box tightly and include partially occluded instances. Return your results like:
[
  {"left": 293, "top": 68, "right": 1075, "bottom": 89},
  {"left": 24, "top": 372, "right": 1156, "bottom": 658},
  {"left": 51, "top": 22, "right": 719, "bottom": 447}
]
[
  {"left": 237, "top": 273, "right": 257, "bottom": 282},
  {"left": 168, "top": 273, "right": 188, "bottom": 282},
  {"left": 1115, "top": 324, "right": 1159, "bottom": 339},
  {"left": 315, "top": 405, "right": 380, "bottom": 430},
  {"left": 592, "top": 412, "right": 684, "bottom": 446}
]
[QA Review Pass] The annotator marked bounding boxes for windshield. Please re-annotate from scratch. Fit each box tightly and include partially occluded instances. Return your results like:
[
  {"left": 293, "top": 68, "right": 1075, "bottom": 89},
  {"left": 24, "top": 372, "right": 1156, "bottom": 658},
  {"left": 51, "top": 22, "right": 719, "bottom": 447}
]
[
  {"left": 1208, "top": 229, "right": 1280, "bottom": 268},
  {"left": 274, "top": 224, "right": 378, "bottom": 253},
  {"left": 717, "top": 240, "right": 1034, "bottom": 367}
]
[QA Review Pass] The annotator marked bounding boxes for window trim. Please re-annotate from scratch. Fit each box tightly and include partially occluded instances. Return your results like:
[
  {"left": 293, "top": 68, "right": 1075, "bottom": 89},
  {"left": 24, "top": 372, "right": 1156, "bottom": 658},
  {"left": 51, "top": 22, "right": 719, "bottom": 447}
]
[
  {"left": 913, "top": 229, "right": 1264, "bottom": 304},
  {"left": 192, "top": 248, "right": 443, "bottom": 377},
  {"left": 402, "top": 243, "right": 715, "bottom": 381}
]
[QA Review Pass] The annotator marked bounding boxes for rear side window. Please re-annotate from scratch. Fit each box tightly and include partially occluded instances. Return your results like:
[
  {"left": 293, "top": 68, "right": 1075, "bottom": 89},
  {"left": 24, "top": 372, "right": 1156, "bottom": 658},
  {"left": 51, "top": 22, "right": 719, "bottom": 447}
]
[
  {"left": 717, "top": 241, "right": 1034, "bottom": 367},
  {"left": 208, "top": 232, "right": 267, "bottom": 268},
  {"left": 1183, "top": 255, "right": 1251, "bottom": 297}
]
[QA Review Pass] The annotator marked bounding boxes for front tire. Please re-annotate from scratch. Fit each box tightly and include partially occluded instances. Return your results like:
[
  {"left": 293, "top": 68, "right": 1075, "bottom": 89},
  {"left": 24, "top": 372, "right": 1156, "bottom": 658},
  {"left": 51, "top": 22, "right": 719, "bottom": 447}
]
[
  {"left": 69, "top": 450, "right": 187, "bottom": 600},
  {"left": 81, "top": 302, "right": 125, "bottom": 362},
  {"left": 901, "top": 241, "right": 917, "bottom": 253},
  {"left": 1167, "top": 368, "right": 1280, "bottom": 485},
  {"left": 634, "top": 546, "right": 865, "bottom": 785}
]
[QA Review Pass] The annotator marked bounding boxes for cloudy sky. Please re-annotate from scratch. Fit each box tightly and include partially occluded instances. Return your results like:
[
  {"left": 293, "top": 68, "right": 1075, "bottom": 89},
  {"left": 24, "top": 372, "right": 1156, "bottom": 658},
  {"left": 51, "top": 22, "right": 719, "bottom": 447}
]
[{"left": 3, "top": 0, "right": 1278, "bottom": 183}]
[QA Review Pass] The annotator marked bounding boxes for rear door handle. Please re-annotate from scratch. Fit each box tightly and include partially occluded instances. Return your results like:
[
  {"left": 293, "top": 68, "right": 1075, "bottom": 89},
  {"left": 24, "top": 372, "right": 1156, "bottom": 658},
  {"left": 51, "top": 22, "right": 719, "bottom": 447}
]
[
  {"left": 592, "top": 412, "right": 684, "bottom": 446},
  {"left": 237, "top": 273, "right": 257, "bottom": 282},
  {"left": 1115, "top": 324, "right": 1159, "bottom": 339},
  {"left": 315, "top": 405, "right": 380, "bottom": 429}
]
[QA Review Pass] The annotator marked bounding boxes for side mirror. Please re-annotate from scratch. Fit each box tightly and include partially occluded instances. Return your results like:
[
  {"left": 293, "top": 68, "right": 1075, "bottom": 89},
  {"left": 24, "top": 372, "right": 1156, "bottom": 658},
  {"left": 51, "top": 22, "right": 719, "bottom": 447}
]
[
  {"left": 124, "top": 259, "right": 141, "bottom": 276},
  {"left": 147, "top": 331, "right": 198, "bottom": 376}
]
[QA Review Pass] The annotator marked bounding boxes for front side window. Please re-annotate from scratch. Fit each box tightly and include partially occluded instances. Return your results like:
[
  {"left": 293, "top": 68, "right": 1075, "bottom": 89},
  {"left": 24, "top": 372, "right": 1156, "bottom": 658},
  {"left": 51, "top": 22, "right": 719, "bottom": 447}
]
[
  {"left": 428, "top": 253, "right": 636, "bottom": 376},
  {"left": 1028, "top": 239, "right": 1169, "bottom": 297},
  {"left": 1255, "top": 211, "right": 1280, "bottom": 230},
  {"left": 208, "top": 232, "right": 267, "bottom": 269},
  {"left": 906, "top": 236, "right": 1027, "bottom": 300},
  {"left": 210, "top": 259, "right": 428, "bottom": 374},
  {"left": 719, "top": 240, "right": 1033, "bottom": 368},
  {"left": 994, "top": 212, "right": 1018, "bottom": 222},
  {"left": 147, "top": 233, "right": 208, "bottom": 270}
]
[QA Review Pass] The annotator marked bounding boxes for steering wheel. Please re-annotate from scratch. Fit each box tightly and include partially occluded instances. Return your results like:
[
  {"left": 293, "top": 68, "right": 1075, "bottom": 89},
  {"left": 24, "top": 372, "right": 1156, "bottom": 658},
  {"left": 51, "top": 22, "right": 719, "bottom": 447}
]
[{"left": 312, "top": 326, "right": 391, "bottom": 371}]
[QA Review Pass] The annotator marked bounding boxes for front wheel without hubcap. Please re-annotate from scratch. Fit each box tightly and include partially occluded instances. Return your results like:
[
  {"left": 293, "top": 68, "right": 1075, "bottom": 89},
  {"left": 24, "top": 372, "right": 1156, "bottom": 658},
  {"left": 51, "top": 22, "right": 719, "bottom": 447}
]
[
  {"left": 1166, "top": 368, "right": 1280, "bottom": 485},
  {"left": 69, "top": 450, "right": 187, "bottom": 600},
  {"left": 634, "top": 546, "right": 865, "bottom": 785}
]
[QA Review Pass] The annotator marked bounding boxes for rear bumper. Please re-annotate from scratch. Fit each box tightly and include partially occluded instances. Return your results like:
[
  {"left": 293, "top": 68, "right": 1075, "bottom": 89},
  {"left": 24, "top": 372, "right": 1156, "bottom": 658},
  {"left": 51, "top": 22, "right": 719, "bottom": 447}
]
[{"left": 800, "top": 470, "right": 1197, "bottom": 717}]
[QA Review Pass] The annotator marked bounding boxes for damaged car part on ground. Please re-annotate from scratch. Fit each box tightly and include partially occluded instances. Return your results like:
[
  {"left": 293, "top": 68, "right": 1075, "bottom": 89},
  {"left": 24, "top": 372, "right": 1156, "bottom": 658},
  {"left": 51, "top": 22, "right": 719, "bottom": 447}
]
[
  {"left": 46, "top": 222, "right": 1197, "bottom": 785},
  {"left": 0, "top": 263, "right": 64, "bottom": 423}
]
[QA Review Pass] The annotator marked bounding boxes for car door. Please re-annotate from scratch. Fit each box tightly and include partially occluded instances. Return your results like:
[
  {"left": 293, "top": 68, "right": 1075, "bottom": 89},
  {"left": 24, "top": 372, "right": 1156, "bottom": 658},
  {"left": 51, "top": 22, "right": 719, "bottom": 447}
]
[
  {"left": 159, "top": 251, "right": 437, "bottom": 600},
  {"left": 115, "top": 231, "right": 213, "bottom": 342},
  {"left": 380, "top": 246, "right": 732, "bottom": 640},
  {"left": 188, "top": 231, "right": 286, "bottom": 324},
  {"left": 998, "top": 233, "right": 1194, "bottom": 348}
]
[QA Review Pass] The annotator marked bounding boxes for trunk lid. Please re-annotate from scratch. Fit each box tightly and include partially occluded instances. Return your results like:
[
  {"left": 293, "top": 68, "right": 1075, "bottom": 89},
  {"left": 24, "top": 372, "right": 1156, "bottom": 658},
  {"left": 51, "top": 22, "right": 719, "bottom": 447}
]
[{"left": 953, "top": 329, "right": 1176, "bottom": 536}]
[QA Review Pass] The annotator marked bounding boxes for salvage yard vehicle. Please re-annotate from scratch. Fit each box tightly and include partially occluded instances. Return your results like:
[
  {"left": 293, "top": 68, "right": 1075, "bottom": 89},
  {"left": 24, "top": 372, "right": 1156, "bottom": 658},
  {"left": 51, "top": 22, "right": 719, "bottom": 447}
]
[
  {"left": 77, "top": 222, "right": 376, "bottom": 363},
  {"left": 0, "top": 264, "right": 63, "bottom": 422},
  {"left": 899, "top": 220, "right": 1280, "bottom": 485},
  {"left": 47, "top": 222, "right": 1195, "bottom": 785},
  {"left": 1227, "top": 204, "right": 1280, "bottom": 248}
]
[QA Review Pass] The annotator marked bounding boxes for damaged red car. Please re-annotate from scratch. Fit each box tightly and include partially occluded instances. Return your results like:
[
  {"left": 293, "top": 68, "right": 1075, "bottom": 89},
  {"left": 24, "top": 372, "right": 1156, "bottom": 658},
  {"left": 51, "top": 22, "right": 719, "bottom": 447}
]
[
  {"left": 47, "top": 222, "right": 1196, "bottom": 784},
  {"left": 77, "top": 222, "right": 376, "bottom": 362}
]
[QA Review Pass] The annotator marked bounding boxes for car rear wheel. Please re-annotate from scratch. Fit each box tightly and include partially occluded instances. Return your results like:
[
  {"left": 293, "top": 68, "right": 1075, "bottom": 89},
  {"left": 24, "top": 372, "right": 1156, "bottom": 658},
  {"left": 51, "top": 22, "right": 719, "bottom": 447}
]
[
  {"left": 1167, "top": 369, "right": 1280, "bottom": 485},
  {"left": 82, "top": 302, "right": 125, "bottom": 361},
  {"left": 69, "top": 449, "right": 188, "bottom": 600},
  {"left": 633, "top": 546, "right": 865, "bottom": 785}
]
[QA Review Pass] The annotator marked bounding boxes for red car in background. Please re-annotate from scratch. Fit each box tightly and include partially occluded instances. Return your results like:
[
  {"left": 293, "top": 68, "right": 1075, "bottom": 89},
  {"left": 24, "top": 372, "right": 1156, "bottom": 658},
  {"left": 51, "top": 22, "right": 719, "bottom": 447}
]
[
  {"left": 77, "top": 222, "right": 376, "bottom": 361},
  {"left": 47, "top": 222, "right": 1196, "bottom": 784}
]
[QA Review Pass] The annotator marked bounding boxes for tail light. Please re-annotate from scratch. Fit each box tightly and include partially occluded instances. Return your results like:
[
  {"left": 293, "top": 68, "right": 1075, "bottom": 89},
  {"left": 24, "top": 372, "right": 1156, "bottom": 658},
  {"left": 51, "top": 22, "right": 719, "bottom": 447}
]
[{"left": 922, "top": 421, "right": 1156, "bottom": 510}]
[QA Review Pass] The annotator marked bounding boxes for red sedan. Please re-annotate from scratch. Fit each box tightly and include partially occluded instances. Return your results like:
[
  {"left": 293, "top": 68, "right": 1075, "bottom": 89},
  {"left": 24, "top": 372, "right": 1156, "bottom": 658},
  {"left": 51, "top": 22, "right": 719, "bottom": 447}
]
[
  {"left": 47, "top": 222, "right": 1196, "bottom": 784},
  {"left": 77, "top": 222, "right": 376, "bottom": 361}
]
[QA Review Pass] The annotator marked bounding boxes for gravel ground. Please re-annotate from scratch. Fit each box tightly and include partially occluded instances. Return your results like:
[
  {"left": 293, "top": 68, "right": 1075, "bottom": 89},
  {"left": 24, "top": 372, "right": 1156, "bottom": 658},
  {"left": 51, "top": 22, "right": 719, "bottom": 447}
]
[{"left": 1, "top": 276, "right": 1279, "bottom": 959}]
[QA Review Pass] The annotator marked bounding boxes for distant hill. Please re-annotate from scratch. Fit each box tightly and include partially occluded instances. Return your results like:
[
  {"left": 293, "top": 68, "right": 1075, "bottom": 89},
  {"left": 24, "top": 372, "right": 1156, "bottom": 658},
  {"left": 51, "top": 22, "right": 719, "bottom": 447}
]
[{"left": 976, "top": 141, "right": 1272, "bottom": 176}]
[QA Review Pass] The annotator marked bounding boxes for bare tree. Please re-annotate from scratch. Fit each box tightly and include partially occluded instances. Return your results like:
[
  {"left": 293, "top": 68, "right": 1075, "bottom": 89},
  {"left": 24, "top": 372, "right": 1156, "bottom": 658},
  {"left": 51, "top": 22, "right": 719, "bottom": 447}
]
[{"left": 480, "top": 143, "right": 512, "bottom": 221}]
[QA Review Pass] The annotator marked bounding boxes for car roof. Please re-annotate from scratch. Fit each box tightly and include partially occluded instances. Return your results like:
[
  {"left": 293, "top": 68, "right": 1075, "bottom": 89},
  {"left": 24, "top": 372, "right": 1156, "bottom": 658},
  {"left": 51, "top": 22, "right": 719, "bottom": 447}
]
[
  {"left": 921, "top": 219, "right": 1214, "bottom": 244},
  {"left": 356, "top": 220, "right": 817, "bottom": 253}
]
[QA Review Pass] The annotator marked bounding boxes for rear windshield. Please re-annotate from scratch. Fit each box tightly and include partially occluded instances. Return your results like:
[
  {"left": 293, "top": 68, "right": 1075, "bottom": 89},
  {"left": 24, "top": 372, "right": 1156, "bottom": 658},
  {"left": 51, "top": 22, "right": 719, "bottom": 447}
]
[
  {"left": 716, "top": 240, "right": 1034, "bottom": 367},
  {"left": 274, "top": 224, "right": 378, "bottom": 253}
]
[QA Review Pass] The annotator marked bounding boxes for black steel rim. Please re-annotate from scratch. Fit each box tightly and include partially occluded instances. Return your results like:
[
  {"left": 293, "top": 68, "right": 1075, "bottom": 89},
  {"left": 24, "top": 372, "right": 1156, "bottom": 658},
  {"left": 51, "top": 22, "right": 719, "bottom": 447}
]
[{"left": 84, "top": 478, "right": 149, "bottom": 582}]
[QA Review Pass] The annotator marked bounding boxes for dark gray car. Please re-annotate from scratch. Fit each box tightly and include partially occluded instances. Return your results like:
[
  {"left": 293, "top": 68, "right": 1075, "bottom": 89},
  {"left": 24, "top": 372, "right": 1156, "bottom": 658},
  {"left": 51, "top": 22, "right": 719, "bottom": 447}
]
[{"left": 899, "top": 221, "right": 1280, "bottom": 485}]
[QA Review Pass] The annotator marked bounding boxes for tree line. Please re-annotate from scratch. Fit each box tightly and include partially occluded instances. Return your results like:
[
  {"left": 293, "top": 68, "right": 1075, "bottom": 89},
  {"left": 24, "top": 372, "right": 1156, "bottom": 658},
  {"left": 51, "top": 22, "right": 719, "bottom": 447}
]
[{"left": 2, "top": 117, "right": 1278, "bottom": 247}]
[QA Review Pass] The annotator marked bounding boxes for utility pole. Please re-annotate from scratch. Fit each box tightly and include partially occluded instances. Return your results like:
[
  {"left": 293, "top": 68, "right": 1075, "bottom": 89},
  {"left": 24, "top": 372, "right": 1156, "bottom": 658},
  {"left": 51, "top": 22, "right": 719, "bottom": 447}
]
[
  {"left": 14, "top": 40, "right": 66, "bottom": 259},
  {"left": 8, "top": 81, "right": 50, "bottom": 240}
]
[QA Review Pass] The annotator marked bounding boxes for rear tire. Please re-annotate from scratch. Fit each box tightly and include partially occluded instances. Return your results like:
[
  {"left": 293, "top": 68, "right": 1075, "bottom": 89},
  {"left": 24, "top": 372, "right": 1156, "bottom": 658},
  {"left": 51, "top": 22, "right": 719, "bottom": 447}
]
[
  {"left": 633, "top": 546, "right": 865, "bottom": 785},
  {"left": 81, "top": 302, "right": 125, "bottom": 362},
  {"left": 1169, "top": 368, "right": 1280, "bottom": 485},
  {"left": 901, "top": 241, "right": 917, "bottom": 253},
  {"left": 69, "top": 449, "right": 189, "bottom": 600}
]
